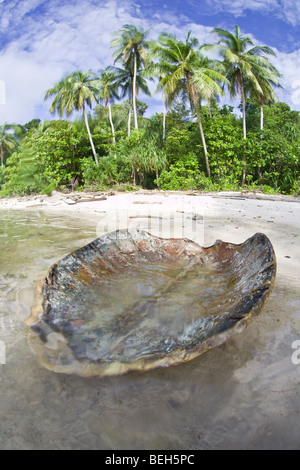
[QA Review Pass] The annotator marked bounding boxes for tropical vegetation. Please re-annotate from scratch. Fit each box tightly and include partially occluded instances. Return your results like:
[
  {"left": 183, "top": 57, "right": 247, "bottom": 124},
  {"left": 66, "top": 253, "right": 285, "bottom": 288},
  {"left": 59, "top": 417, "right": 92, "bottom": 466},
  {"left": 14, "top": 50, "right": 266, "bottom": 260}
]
[{"left": 0, "top": 24, "right": 299, "bottom": 197}]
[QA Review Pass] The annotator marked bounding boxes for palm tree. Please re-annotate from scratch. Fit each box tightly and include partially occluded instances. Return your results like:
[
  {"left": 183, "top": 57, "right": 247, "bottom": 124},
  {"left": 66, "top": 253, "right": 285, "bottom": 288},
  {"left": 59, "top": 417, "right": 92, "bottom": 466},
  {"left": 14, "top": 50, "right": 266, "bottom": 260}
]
[
  {"left": 0, "top": 123, "right": 16, "bottom": 168},
  {"left": 109, "top": 63, "right": 151, "bottom": 136},
  {"left": 246, "top": 64, "right": 282, "bottom": 131},
  {"left": 111, "top": 24, "right": 151, "bottom": 133},
  {"left": 246, "top": 62, "right": 282, "bottom": 181},
  {"left": 45, "top": 71, "right": 99, "bottom": 166},
  {"left": 151, "top": 32, "right": 227, "bottom": 177},
  {"left": 142, "top": 56, "right": 170, "bottom": 140},
  {"left": 94, "top": 67, "right": 119, "bottom": 144},
  {"left": 210, "top": 25, "right": 281, "bottom": 184}
]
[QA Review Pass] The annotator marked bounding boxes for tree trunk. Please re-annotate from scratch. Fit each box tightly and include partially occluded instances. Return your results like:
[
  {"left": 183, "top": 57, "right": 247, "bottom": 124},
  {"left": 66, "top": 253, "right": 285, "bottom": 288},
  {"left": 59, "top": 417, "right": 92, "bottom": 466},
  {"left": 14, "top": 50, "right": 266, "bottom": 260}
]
[
  {"left": 186, "top": 74, "right": 211, "bottom": 178},
  {"left": 155, "top": 169, "right": 161, "bottom": 189},
  {"left": 0, "top": 143, "right": 3, "bottom": 168},
  {"left": 108, "top": 98, "right": 115, "bottom": 145},
  {"left": 162, "top": 91, "right": 166, "bottom": 141},
  {"left": 260, "top": 101, "right": 264, "bottom": 131},
  {"left": 133, "top": 50, "right": 138, "bottom": 132},
  {"left": 242, "top": 96, "right": 247, "bottom": 140},
  {"left": 83, "top": 102, "right": 99, "bottom": 167},
  {"left": 196, "top": 108, "right": 211, "bottom": 178},
  {"left": 258, "top": 98, "right": 264, "bottom": 181},
  {"left": 128, "top": 101, "right": 132, "bottom": 137},
  {"left": 240, "top": 74, "right": 247, "bottom": 186},
  {"left": 132, "top": 166, "right": 136, "bottom": 186}
]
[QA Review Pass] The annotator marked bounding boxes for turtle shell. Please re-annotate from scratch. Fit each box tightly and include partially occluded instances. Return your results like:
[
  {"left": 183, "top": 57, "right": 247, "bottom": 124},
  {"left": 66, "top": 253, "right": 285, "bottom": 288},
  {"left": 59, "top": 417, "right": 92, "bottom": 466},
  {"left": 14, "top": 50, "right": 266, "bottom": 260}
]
[{"left": 26, "top": 230, "right": 276, "bottom": 377}]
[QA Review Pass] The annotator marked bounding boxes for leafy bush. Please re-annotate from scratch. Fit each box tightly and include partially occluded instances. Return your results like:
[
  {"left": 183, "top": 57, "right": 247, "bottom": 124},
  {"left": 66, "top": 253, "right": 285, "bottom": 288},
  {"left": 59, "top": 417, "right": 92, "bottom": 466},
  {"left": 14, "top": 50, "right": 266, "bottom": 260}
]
[
  {"left": 82, "top": 154, "right": 132, "bottom": 190},
  {"left": 1, "top": 100, "right": 299, "bottom": 197},
  {"left": 156, "top": 152, "right": 213, "bottom": 190}
]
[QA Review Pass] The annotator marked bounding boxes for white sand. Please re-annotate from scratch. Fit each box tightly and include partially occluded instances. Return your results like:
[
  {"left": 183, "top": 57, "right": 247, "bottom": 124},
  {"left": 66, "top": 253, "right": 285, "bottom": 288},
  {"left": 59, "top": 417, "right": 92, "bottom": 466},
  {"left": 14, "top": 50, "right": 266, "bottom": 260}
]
[{"left": 0, "top": 190, "right": 299, "bottom": 279}]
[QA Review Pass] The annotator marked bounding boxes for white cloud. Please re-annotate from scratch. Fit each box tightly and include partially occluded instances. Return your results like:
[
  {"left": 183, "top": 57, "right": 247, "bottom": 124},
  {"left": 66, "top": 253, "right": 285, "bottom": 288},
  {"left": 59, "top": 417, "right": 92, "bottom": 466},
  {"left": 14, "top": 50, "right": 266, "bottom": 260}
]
[
  {"left": 279, "top": 0, "right": 300, "bottom": 27},
  {"left": 0, "top": 0, "right": 141, "bottom": 123},
  {"left": 203, "top": 0, "right": 300, "bottom": 26},
  {"left": 274, "top": 48, "right": 300, "bottom": 109},
  {"left": 0, "top": 46, "right": 64, "bottom": 123},
  {"left": 0, "top": 0, "right": 299, "bottom": 124}
]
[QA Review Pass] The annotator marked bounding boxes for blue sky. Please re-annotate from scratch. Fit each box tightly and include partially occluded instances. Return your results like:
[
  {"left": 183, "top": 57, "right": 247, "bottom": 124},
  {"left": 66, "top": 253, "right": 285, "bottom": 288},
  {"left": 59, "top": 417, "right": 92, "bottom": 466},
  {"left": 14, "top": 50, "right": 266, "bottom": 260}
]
[{"left": 0, "top": 0, "right": 299, "bottom": 124}]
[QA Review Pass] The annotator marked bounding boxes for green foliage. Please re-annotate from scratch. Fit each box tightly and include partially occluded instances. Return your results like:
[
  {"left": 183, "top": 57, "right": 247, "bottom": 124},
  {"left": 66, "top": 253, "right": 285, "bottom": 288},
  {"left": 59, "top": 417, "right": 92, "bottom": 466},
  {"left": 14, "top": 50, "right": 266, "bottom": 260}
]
[
  {"left": 164, "top": 126, "right": 199, "bottom": 165},
  {"left": 246, "top": 129, "right": 300, "bottom": 194},
  {"left": 82, "top": 155, "right": 132, "bottom": 190},
  {"left": 0, "top": 166, "right": 5, "bottom": 187},
  {"left": 0, "top": 151, "right": 42, "bottom": 196},
  {"left": 203, "top": 112, "right": 244, "bottom": 184},
  {"left": 0, "top": 120, "right": 111, "bottom": 196},
  {"left": 1, "top": 74, "right": 299, "bottom": 197},
  {"left": 156, "top": 101, "right": 299, "bottom": 193},
  {"left": 3, "top": 24, "right": 299, "bottom": 197},
  {"left": 156, "top": 152, "right": 212, "bottom": 190}
]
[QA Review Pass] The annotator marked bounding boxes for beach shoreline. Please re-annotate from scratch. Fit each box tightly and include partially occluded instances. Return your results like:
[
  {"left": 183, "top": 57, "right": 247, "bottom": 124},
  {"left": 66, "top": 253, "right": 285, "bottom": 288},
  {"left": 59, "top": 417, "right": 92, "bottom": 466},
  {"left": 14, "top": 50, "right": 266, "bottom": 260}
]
[{"left": 1, "top": 189, "right": 299, "bottom": 280}]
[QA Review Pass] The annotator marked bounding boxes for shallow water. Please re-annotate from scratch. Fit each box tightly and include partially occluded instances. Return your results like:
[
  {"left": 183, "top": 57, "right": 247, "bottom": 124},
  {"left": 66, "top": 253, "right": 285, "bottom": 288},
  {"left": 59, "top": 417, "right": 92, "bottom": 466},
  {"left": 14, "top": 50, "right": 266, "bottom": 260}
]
[
  {"left": 43, "top": 257, "right": 235, "bottom": 365},
  {"left": 0, "top": 210, "right": 300, "bottom": 450}
]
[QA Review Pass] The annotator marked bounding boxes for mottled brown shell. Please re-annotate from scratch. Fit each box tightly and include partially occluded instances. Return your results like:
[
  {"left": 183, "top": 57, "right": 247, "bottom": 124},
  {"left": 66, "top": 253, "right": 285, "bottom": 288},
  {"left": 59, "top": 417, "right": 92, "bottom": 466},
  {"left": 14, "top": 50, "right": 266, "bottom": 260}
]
[{"left": 26, "top": 230, "right": 276, "bottom": 377}]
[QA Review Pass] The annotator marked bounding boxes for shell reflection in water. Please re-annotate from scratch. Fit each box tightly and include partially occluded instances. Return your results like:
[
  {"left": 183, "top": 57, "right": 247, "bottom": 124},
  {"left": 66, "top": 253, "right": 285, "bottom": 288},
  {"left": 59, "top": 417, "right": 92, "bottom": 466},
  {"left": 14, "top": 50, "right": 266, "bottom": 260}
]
[{"left": 26, "top": 230, "right": 276, "bottom": 377}]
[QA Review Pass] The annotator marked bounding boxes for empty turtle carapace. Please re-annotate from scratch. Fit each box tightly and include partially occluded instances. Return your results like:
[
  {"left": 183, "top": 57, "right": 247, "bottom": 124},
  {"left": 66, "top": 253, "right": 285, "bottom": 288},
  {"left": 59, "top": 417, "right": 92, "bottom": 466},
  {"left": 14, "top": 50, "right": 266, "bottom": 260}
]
[{"left": 26, "top": 230, "right": 276, "bottom": 377}]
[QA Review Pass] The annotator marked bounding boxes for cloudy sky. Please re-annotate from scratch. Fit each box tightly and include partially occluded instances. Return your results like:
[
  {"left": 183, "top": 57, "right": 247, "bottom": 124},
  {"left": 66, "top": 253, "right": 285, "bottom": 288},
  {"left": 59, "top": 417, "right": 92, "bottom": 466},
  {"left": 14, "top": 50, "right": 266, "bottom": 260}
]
[{"left": 0, "top": 0, "right": 299, "bottom": 124}]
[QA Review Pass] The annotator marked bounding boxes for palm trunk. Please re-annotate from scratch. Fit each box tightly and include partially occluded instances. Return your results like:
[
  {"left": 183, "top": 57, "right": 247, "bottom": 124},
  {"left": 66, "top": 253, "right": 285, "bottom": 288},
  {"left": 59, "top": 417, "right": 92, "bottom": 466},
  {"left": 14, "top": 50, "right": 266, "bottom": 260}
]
[
  {"left": 108, "top": 98, "right": 115, "bottom": 145},
  {"left": 258, "top": 98, "right": 264, "bottom": 181},
  {"left": 128, "top": 102, "right": 132, "bottom": 137},
  {"left": 186, "top": 75, "right": 211, "bottom": 178},
  {"left": 132, "top": 166, "right": 136, "bottom": 186},
  {"left": 0, "top": 144, "right": 4, "bottom": 168},
  {"left": 240, "top": 73, "right": 247, "bottom": 186},
  {"left": 196, "top": 108, "right": 211, "bottom": 178},
  {"left": 156, "top": 169, "right": 161, "bottom": 189},
  {"left": 242, "top": 96, "right": 247, "bottom": 140},
  {"left": 162, "top": 91, "right": 166, "bottom": 141},
  {"left": 83, "top": 102, "right": 99, "bottom": 167},
  {"left": 133, "top": 50, "right": 138, "bottom": 132}
]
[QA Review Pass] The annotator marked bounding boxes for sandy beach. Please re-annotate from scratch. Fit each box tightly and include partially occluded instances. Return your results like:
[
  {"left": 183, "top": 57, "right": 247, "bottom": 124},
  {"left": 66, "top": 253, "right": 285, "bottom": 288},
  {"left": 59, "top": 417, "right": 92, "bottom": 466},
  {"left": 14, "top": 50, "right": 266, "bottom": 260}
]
[{"left": 1, "top": 189, "right": 299, "bottom": 279}]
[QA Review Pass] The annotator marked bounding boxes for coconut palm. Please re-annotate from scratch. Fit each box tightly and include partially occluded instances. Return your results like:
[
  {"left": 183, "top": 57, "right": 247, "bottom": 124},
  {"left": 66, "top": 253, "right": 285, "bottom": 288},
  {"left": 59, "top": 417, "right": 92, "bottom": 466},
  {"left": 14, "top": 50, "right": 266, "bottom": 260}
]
[
  {"left": 142, "top": 55, "right": 171, "bottom": 140},
  {"left": 111, "top": 24, "right": 151, "bottom": 133},
  {"left": 109, "top": 63, "right": 151, "bottom": 136},
  {"left": 151, "top": 32, "right": 227, "bottom": 177},
  {"left": 246, "top": 62, "right": 282, "bottom": 180},
  {"left": 45, "top": 71, "right": 99, "bottom": 166},
  {"left": 210, "top": 25, "right": 281, "bottom": 183},
  {"left": 0, "top": 123, "right": 16, "bottom": 168},
  {"left": 94, "top": 68, "right": 120, "bottom": 144},
  {"left": 246, "top": 64, "right": 282, "bottom": 131}
]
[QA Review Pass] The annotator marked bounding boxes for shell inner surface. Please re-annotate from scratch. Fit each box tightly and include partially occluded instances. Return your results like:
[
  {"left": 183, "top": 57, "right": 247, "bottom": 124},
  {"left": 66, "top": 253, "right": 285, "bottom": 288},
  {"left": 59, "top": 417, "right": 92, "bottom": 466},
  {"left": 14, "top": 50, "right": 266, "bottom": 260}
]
[{"left": 26, "top": 230, "right": 276, "bottom": 377}]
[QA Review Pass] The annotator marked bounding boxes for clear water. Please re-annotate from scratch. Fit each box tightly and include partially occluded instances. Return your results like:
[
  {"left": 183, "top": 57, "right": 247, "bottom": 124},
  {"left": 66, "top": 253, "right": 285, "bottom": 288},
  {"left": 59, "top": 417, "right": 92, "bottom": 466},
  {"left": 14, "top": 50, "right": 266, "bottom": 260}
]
[
  {"left": 48, "top": 259, "right": 231, "bottom": 364},
  {"left": 0, "top": 210, "right": 300, "bottom": 450}
]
